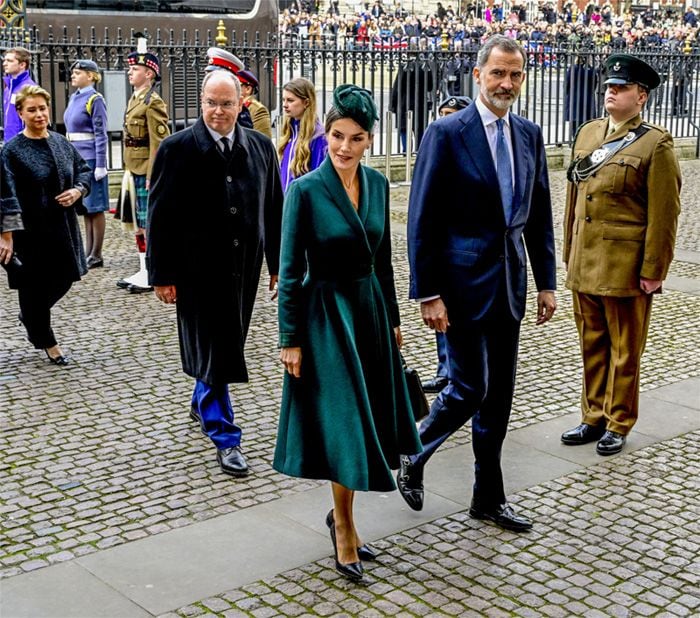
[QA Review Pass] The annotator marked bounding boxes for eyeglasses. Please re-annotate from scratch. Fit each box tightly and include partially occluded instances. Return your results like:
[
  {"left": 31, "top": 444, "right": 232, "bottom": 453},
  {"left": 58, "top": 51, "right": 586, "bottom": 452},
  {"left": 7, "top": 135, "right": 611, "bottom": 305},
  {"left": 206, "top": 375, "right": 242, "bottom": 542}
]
[{"left": 202, "top": 99, "right": 237, "bottom": 110}]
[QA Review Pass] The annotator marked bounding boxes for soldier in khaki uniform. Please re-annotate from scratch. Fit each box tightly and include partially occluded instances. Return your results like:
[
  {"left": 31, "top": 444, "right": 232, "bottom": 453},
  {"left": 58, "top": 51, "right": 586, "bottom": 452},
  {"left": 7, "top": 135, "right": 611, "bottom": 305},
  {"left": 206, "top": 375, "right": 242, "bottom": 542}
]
[
  {"left": 561, "top": 55, "right": 681, "bottom": 455},
  {"left": 237, "top": 69, "right": 272, "bottom": 139},
  {"left": 116, "top": 50, "right": 169, "bottom": 293}
]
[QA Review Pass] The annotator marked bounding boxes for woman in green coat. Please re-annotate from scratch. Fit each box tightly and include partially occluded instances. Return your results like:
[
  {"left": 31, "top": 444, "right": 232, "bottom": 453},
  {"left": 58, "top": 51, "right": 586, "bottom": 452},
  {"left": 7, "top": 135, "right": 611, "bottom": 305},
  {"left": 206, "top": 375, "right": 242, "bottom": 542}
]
[{"left": 275, "top": 85, "right": 422, "bottom": 582}]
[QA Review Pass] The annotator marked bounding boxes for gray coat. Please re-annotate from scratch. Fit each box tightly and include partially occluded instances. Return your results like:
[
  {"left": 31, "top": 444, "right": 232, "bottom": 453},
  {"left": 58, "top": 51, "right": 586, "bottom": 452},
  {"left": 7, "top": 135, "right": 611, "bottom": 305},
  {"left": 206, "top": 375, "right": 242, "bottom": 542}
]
[{"left": 147, "top": 118, "right": 283, "bottom": 384}]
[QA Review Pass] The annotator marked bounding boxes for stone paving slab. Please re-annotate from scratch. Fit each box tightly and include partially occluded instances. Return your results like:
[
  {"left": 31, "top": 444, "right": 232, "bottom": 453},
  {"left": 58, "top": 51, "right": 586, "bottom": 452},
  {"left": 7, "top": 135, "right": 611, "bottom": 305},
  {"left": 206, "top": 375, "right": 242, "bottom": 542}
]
[{"left": 0, "top": 560, "right": 151, "bottom": 618}]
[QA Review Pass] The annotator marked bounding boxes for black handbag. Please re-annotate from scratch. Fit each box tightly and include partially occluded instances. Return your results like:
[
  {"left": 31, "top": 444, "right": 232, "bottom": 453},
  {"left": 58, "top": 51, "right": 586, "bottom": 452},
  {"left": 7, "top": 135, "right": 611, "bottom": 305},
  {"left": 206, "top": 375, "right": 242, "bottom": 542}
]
[
  {"left": 1, "top": 253, "right": 25, "bottom": 286},
  {"left": 401, "top": 354, "right": 430, "bottom": 421}
]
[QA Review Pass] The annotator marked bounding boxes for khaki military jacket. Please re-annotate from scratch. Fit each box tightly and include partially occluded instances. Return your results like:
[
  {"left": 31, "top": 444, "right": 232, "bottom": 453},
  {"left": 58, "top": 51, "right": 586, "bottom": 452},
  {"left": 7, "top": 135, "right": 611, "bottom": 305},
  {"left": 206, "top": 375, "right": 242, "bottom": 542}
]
[
  {"left": 244, "top": 96, "right": 272, "bottom": 139},
  {"left": 123, "top": 87, "right": 170, "bottom": 179},
  {"left": 563, "top": 115, "right": 681, "bottom": 296}
]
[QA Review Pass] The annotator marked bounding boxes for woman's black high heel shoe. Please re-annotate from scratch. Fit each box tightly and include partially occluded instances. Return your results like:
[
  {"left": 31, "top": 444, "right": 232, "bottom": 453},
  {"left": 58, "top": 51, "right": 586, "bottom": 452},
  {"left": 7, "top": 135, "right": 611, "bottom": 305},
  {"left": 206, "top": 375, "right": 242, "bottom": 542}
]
[
  {"left": 44, "top": 349, "right": 69, "bottom": 366},
  {"left": 357, "top": 543, "right": 377, "bottom": 561},
  {"left": 325, "top": 510, "right": 377, "bottom": 561},
  {"left": 325, "top": 510, "right": 363, "bottom": 581}
]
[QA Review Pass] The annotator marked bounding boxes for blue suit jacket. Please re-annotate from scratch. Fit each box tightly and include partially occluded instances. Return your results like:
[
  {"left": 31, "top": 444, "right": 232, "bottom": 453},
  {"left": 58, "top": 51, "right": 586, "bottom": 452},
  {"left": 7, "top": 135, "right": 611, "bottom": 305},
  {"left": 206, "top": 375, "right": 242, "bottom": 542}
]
[{"left": 407, "top": 102, "right": 556, "bottom": 322}]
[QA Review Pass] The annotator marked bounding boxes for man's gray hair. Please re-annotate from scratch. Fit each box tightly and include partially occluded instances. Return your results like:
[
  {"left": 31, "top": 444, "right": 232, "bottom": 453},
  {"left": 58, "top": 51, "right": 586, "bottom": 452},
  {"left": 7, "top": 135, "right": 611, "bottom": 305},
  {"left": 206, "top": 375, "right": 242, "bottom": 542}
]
[
  {"left": 201, "top": 69, "right": 241, "bottom": 98},
  {"left": 476, "top": 35, "right": 527, "bottom": 70}
]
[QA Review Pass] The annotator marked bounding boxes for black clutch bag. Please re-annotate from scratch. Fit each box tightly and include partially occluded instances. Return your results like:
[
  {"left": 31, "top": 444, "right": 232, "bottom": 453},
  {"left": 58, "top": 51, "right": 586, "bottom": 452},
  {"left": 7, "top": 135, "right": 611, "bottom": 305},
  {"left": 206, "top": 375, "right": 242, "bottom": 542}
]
[
  {"left": 401, "top": 354, "right": 430, "bottom": 421},
  {"left": 1, "top": 253, "right": 26, "bottom": 286}
]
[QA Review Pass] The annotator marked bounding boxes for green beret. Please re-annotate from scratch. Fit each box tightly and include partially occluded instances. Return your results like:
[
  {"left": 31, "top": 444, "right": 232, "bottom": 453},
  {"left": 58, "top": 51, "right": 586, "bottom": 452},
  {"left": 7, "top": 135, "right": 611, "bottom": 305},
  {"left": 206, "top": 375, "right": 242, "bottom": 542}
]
[{"left": 332, "top": 84, "right": 378, "bottom": 132}]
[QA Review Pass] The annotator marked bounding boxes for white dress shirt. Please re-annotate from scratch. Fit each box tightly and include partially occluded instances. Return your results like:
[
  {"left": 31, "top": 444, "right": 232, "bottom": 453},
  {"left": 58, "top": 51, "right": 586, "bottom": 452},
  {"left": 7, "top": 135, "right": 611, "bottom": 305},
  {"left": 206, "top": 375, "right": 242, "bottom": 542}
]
[
  {"left": 204, "top": 124, "right": 235, "bottom": 151},
  {"left": 474, "top": 96, "right": 514, "bottom": 190}
]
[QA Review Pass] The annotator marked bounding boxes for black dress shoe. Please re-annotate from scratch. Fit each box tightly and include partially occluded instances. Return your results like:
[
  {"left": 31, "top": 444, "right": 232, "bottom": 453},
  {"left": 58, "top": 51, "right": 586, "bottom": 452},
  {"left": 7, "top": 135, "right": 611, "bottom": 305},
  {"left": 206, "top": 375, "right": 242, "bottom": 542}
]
[
  {"left": 128, "top": 283, "right": 153, "bottom": 294},
  {"left": 396, "top": 455, "right": 424, "bottom": 511},
  {"left": 116, "top": 279, "right": 130, "bottom": 289},
  {"left": 87, "top": 256, "right": 104, "bottom": 269},
  {"left": 44, "top": 349, "right": 69, "bottom": 366},
  {"left": 596, "top": 430, "right": 626, "bottom": 456},
  {"left": 326, "top": 510, "right": 363, "bottom": 581},
  {"left": 325, "top": 510, "right": 377, "bottom": 561},
  {"left": 561, "top": 423, "right": 605, "bottom": 445},
  {"left": 189, "top": 406, "right": 206, "bottom": 435},
  {"left": 469, "top": 502, "right": 533, "bottom": 532},
  {"left": 421, "top": 375, "right": 448, "bottom": 394},
  {"left": 216, "top": 446, "right": 249, "bottom": 477}
]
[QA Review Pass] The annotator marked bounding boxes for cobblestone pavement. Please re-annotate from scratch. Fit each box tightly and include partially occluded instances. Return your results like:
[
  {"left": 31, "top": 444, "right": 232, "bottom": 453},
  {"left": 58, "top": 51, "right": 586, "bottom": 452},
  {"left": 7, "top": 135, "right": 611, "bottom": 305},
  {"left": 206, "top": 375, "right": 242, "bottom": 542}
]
[
  {"left": 159, "top": 431, "right": 700, "bottom": 618},
  {"left": 1, "top": 162, "right": 699, "bottom": 615}
]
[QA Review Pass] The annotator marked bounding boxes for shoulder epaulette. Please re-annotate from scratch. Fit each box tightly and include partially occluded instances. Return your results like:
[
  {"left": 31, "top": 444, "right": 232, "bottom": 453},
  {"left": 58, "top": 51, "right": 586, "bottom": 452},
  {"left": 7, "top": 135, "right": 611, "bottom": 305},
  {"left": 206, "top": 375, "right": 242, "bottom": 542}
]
[
  {"left": 571, "top": 117, "right": 603, "bottom": 145},
  {"left": 85, "top": 92, "right": 104, "bottom": 115}
]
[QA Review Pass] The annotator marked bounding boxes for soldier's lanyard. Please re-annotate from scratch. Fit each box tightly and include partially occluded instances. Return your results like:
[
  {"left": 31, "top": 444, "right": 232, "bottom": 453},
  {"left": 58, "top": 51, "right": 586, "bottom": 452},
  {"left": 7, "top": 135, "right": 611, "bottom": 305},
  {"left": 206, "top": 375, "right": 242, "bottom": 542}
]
[{"left": 568, "top": 124, "right": 651, "bottom": 184}]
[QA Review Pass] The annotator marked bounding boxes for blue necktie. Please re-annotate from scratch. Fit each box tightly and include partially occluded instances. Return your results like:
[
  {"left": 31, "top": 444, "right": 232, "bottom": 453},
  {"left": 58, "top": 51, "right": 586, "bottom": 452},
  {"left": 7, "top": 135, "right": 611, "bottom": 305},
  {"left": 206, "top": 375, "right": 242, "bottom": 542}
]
[{"left": 496, "top": 118, "right": 513, "bottom": 224}]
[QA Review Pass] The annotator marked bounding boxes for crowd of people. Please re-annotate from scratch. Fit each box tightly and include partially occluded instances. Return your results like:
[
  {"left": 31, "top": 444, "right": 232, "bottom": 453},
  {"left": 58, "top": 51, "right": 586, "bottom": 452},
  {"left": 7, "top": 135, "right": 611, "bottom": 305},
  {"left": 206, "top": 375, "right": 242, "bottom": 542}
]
[
  {"left": 279, "top": 0, "right": 700, "bottom": 51},
  {"left": 0, "top": 31, "right": 682, "bottom": 585}
]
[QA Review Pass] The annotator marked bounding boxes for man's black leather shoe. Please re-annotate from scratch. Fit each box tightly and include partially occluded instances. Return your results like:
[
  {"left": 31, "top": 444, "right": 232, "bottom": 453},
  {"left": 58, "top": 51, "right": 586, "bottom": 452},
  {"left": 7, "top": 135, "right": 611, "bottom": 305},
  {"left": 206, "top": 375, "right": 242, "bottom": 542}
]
[
  {"left": 561, "top": 423, "right": 605, "bottom": 445},
  {"left": 189, "top": 406, "right": 206, "bottom": 435},
  {"left": 216, "top": 446, "right": 249, "bottom": 477},
  {"left": 397, "top": 455, "right": 424, "bottom": 511},
  {"left": 128, "top": 283, "right": 153, "bottom": 294},
  {"left": 596, "top": 430, "right": 626, "bottom": 456},
  {"left": 421, "top": 375, "right": 448, "bottom": 394},
  {"left": 469, "top": 502, "right": 533, "bottom": 532}
]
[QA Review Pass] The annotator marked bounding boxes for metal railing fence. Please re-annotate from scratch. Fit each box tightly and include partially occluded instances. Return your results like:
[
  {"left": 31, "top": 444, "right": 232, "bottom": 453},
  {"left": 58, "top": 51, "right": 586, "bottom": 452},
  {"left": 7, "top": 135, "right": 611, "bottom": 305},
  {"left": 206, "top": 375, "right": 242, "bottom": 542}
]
[{"left": 2, "top": 27, "right": 699, "bottom": 166}]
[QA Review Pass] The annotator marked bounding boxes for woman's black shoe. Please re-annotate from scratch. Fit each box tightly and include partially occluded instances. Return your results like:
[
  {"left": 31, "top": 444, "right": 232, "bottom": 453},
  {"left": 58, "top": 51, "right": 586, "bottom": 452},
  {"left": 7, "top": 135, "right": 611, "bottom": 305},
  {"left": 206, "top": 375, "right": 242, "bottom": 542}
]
[
  {"left": 87, "top": 256, "right": 104, "bottom": 269},
  {"left": 44, "top": 349, "right": 69, "bottom": 366},
  {"left": 325, "top": 511, "right": 377, "bottom": 561},
  {"left": 325, "top": 510, "right": 363, "bottom": 581},
  {"left": 357, "top": 544, "right": 377, "bottom": 561}
]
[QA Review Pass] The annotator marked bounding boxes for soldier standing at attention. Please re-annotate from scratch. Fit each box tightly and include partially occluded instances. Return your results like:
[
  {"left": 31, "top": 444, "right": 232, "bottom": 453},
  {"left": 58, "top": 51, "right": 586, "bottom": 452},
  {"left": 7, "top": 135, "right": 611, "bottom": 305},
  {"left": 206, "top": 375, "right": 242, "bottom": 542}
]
[
  {"left": 116, "top": 48, "right": 169, "bottom": 293},
  {"left": 561, "top": 55, "right": 681, "bottom": 456}
]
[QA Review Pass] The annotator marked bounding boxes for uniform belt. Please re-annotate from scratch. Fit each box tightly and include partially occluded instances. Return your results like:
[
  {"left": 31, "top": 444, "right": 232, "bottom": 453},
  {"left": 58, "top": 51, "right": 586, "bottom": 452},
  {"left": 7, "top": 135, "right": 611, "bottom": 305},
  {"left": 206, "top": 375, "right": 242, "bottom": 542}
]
[
  {"left": 124, "top": 137, "right": 148, "bottom": 147},
  {"left": 67, "top": 132, "right": 95, "bottom": 141}
]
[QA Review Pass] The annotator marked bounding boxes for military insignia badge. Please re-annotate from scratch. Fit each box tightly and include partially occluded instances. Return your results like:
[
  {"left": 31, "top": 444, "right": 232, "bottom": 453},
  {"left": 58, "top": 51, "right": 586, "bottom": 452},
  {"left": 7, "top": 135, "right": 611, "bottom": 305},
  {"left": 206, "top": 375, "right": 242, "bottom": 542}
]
[
  {"left": 613, "top": 62, "right": 621, "bottom": 71},
  {"left": 591, "top": 149, "right": 607, "bottom": 164}
]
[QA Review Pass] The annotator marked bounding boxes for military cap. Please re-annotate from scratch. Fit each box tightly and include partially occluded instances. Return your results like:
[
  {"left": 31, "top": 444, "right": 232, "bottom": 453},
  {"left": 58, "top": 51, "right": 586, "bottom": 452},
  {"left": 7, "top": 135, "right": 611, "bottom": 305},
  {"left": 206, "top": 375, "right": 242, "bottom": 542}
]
[
  {"left": 438, "top": 95, "right": 472, "bottom": 113},
  {"left": 127, "top": 51, "right": 161, "bottom": 81},
  {"left": 70, "top": 58, "right": 100, "bottom": 73},
  {"left": 205, "top": 47, "right": 244, "bottom": 75},
  {"left": 604, "top": 54, "right": 660, "bottom": 90},
  {"left": 237, "top": 69, "right": 259, "bottom": 89}
]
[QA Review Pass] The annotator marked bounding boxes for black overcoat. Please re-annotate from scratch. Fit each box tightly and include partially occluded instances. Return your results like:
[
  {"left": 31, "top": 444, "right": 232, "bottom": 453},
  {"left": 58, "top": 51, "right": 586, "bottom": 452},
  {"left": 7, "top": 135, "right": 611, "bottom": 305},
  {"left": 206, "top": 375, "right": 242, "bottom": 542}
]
[
  {"left": 0, "top": 132, "right": 91, "bottom": 289},
  {"left": 147, "top": 118, "right": 283, "bottom": 384}
]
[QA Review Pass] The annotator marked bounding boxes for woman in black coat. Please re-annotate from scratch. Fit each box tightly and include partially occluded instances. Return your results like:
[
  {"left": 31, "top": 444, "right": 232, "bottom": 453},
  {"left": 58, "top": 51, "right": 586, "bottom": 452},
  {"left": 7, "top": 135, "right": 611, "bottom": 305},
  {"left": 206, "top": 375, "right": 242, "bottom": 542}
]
[{"left": 0, "top": 85, "right": 91, "bottom": 365}]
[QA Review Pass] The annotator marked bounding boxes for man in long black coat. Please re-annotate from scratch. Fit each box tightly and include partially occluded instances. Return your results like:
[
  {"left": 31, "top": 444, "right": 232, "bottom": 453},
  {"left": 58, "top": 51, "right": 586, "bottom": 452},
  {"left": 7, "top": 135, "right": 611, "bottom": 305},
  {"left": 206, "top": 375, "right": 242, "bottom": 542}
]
[{"left": 147, "top": 70, "right": 283, "bottom": 477}]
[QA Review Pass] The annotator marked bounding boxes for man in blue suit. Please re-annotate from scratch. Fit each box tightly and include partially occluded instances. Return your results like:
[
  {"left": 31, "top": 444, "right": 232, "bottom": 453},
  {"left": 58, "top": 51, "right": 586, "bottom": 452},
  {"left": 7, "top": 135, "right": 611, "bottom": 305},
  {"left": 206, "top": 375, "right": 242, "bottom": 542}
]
[{"left": 400, "top": 35, "right": 558, "bottom": 532}]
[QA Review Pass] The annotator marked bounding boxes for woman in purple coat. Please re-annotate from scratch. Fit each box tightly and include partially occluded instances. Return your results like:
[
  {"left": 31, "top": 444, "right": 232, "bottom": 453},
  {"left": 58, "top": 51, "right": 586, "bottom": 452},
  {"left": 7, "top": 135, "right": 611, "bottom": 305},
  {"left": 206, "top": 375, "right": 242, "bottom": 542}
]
[
  {"left": 277, "top": 77, "right": 327, "bottom": 193},
  {"left": 64, "top": 59, "right": 109, "bottom": 269}
]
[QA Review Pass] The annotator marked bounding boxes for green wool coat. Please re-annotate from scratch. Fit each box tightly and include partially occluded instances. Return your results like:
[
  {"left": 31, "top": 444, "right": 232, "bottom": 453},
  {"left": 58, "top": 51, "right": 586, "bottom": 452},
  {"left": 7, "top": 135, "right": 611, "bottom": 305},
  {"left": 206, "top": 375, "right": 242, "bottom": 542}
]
[{"left": 274, "top": 156, "right": 422, "bottom": 492}]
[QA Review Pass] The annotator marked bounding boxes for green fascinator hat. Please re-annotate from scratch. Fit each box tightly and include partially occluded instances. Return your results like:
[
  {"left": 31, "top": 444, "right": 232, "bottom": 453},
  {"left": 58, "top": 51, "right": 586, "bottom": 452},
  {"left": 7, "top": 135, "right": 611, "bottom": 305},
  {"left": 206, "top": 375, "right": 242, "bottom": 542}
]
[{"left": 332, "top": 84, "right": 379, "bottom": 132}]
